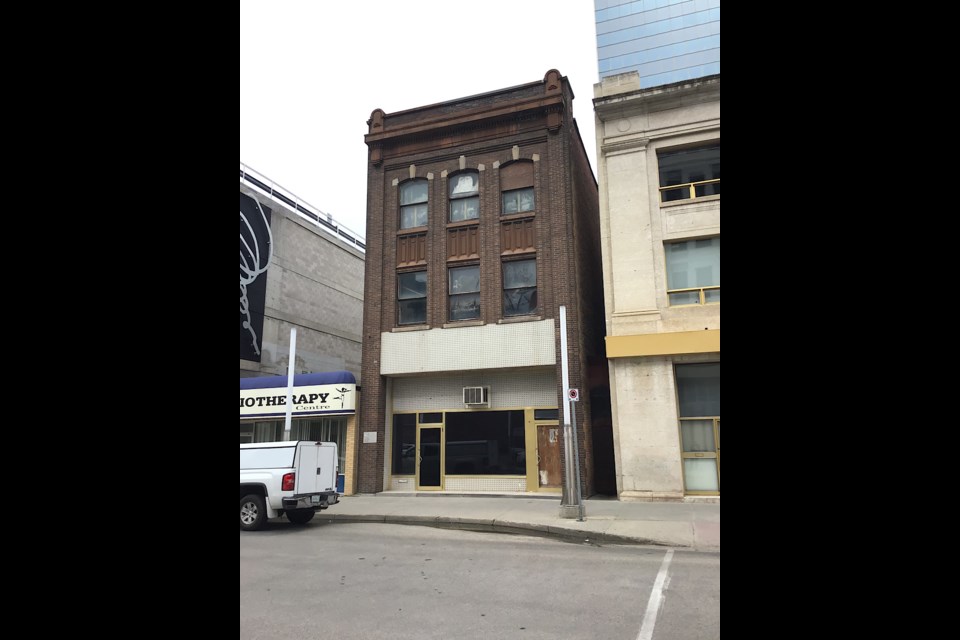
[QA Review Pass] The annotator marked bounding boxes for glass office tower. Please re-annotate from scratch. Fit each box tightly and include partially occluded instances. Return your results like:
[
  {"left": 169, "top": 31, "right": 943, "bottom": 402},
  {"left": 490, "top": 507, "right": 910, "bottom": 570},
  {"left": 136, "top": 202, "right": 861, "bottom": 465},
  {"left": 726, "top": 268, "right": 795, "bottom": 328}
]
[{"left": 596, "top": 0, "right": 720, "bottom": 87}]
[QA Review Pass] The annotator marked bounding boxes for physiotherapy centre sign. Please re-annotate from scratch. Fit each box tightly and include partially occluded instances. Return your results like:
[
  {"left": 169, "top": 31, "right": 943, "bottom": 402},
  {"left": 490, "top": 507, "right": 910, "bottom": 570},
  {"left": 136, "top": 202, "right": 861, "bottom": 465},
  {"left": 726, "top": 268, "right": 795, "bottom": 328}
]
[{"left": 240, "top": 383, "right": 356, "bottom": 419}]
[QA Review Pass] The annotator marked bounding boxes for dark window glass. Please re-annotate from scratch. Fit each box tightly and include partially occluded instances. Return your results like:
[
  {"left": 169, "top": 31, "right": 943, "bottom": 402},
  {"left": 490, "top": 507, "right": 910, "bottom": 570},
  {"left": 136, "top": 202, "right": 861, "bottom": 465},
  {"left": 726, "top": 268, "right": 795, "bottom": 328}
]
[
  {"left": 392, "top": 414, "right": 417, "bottom": 475},
  {"left": 502, "top": 259, "right": 537, "bottom": 317},
  {"left": 445, "top": 410, "right": 526, "bottom": 476},
  {"left": 398, "top": 271, "right": 427, "bottom": 325},
  {"left": 658, "top": 144, "right": 720, "bottom": 202},
  {"left": 400, "top": 180, "right": 429, "bottom": 229},
  {"left": 449, "top": 265, "right": 480, "bottom": 321},
  {"left": 419, "top": 413, "right": 443, "bottom": 424},
  {"left": 534, "top": 409, "right": 559, "bottom": 421},
  {"left": 502, "top": 187, "right": 535, "bottom": 215},
  {"left": 398, "top": 298, "right": 426, "bottom": 325},
  {"left": 419, "top": 427, "right": 442, "bottom": 487},
  {"left": 676, "top": 363, "right": 720, "bottom": 417}
]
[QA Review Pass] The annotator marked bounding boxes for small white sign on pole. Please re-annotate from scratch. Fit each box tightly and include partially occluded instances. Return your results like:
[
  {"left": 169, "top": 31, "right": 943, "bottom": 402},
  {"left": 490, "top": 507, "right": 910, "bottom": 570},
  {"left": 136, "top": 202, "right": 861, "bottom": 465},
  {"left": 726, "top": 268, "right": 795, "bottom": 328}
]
[{"left": 569, "top": 388, "right": 580, "bottom": 402}]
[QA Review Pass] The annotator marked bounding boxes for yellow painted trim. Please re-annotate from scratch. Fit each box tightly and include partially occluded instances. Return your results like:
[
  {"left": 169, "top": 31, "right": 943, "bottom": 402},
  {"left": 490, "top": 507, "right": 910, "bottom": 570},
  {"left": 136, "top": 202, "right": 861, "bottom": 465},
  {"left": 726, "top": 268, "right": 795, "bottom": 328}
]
[
  {"left": 606, "top": 330, "right": 720, "bottom": 358},
  {"left": 525, "top": 410, "right": 538, "bottom": 492},
  {"left": 444, "top": 475, "right": 527, "bottom": 479}
]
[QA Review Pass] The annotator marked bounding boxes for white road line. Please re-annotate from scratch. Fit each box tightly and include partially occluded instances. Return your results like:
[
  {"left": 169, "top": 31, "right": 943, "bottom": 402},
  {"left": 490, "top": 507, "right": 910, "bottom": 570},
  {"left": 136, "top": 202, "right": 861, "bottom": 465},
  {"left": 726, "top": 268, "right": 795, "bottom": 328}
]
[{"left": 637, "top": 550, "right": 675, "bottom": 640}]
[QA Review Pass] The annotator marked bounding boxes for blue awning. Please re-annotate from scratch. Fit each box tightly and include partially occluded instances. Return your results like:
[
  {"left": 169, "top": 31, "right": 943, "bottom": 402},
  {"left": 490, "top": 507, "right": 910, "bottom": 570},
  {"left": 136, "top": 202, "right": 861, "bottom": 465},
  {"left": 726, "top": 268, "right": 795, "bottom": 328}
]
[{"left": 240, "top": 371, "right": 356, "bottom": 391}]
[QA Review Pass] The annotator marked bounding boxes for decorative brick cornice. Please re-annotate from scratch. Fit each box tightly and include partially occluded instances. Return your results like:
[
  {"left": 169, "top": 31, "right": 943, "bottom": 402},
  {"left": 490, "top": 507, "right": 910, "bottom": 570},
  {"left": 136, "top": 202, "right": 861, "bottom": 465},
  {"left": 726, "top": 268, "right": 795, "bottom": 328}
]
[{"left": 366, "top": 95, "right": 566, "bottom": 146}]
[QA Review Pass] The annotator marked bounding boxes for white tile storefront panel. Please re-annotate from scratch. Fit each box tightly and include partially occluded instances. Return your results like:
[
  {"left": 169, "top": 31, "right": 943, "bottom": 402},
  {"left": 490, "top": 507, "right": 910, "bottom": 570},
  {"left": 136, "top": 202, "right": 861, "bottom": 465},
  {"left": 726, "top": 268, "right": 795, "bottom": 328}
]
[
  {"left": 445, "top": 477, "right": 526, "bottom": 492},
  {"left": 381, "top": 320, "right": 557, "bottom": 375},
  {"left": 392, "top": 369, "right": 558, "bottom": 411}
]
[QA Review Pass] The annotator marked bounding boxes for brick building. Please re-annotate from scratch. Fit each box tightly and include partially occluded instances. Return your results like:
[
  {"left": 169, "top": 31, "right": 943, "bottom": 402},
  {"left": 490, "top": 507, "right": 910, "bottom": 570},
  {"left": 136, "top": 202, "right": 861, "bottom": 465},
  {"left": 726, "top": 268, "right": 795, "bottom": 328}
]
[{"left": 358, "top": 70, "right": 614, "bottom": 497}]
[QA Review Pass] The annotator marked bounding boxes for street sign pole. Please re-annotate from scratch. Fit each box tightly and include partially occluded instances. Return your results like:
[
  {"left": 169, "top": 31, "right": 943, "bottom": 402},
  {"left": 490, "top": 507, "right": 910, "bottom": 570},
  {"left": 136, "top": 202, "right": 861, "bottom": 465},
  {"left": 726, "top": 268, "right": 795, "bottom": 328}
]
[
  {"left": 559, "top": 306, "right": 586, "bottom": 520},
  {"left": 570, "top": 391, "right": 585, "bottom": 522}
]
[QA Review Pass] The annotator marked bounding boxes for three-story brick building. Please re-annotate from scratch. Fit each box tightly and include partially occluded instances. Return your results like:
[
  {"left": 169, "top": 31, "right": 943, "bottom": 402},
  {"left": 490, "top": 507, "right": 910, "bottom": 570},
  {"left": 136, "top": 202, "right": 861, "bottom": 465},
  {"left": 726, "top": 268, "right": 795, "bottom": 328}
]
[{"left": 358, "top": 71, "right": 615, "bottom": 497}]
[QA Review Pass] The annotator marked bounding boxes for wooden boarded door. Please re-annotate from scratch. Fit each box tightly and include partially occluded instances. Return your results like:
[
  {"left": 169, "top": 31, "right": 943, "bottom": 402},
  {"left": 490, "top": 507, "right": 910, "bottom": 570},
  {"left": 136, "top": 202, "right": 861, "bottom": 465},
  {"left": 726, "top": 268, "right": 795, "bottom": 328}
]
[{"left": 537, "top": 424, "right": 562, "bottom": 489}]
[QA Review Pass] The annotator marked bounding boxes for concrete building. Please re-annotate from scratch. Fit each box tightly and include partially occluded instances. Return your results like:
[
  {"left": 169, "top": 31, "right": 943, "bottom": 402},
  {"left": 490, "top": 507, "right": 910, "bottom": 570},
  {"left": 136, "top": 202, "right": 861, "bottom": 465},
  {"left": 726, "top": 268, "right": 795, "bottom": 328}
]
[
  {"left": 596, "top": 0, "right": 720, "bottom": 87},
  {"left": 359, "top": 70, "right": 615, "bottom": 497},
  {"left": 239, "top": 164, "right": 365, "bottom": 493},
  {"left": 593, "top": 73, "right": 720, "bottom": 500}
]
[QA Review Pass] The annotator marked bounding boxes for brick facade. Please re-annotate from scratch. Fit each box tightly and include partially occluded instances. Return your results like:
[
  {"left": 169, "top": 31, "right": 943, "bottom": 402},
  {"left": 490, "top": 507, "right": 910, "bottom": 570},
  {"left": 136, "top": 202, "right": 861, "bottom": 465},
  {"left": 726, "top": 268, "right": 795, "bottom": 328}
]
[{"left": 359, "top": 71, "right": 612, "bottom": 496}]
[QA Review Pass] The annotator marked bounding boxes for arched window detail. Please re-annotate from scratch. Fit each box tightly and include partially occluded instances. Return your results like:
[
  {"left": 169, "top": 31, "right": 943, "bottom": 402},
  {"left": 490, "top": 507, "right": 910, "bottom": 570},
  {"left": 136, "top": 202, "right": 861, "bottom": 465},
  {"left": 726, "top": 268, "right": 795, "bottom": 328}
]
[{"left": 500, "top": 161, "right": 534, "bottom": 215}]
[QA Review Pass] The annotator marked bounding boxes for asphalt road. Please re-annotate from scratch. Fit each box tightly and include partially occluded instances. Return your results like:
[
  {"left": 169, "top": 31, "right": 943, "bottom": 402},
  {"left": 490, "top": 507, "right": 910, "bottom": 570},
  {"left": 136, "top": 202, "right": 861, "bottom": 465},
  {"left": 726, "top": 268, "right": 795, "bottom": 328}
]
[{"left": 240, "top": 521, "right": 719, "bottom": 640}]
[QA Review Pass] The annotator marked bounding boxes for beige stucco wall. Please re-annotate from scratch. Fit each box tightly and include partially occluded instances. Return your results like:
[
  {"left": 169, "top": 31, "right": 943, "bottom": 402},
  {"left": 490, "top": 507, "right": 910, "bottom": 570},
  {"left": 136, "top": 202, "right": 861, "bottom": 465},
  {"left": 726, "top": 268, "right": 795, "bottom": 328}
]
[
  {"left": 597, "top": 77, "right": 720, "bottom": 340},
  {"left": 595, "top": 73, "right": 720, "bottom": 500},
  {"left": 609, "top": 357, "right": 684, "bottom": 499}
]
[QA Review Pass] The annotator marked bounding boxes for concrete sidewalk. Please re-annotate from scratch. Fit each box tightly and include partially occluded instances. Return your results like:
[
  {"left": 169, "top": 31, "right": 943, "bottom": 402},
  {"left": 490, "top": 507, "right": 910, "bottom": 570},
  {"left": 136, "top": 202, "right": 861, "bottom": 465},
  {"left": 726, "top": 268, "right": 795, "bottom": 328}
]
[{"left": 317, "top": 494, "right": 720, "bottom": 551}]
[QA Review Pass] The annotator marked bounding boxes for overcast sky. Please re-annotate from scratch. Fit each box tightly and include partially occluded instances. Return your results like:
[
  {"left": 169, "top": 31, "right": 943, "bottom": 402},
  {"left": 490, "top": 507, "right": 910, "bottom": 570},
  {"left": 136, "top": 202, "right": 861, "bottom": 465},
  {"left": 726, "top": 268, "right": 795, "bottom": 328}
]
[{"left": 240, "top": 0, "right": 600, "bottom": 240}]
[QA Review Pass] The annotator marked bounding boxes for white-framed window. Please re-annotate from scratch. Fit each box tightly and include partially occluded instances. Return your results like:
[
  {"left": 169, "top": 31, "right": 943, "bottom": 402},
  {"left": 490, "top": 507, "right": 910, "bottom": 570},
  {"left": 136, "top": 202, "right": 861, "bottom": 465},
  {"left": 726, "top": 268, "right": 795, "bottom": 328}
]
[
  {"left": 449, "top": 172, "right": 479, "bottom": 222},
  {"left": 665, "top": 237, "right": 720, "bottom": 305},
  {"left": 400, "top": 180, "right": 429, "bottom": 229}
]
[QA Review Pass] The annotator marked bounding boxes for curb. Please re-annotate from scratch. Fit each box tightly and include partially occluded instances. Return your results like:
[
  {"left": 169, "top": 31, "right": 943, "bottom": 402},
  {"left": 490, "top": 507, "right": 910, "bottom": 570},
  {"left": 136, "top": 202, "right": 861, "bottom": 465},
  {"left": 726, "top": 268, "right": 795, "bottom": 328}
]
[{"left": 318, "top": 513, "right": 676, "bottom": 547}]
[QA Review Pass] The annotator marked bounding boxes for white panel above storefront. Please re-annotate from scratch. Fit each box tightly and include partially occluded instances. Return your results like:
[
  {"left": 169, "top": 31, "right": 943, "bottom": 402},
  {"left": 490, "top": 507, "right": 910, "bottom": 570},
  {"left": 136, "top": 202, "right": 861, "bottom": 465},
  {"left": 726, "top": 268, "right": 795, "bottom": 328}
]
[{"left": 380, "top": 319, "right": 556, "bottom": 375}]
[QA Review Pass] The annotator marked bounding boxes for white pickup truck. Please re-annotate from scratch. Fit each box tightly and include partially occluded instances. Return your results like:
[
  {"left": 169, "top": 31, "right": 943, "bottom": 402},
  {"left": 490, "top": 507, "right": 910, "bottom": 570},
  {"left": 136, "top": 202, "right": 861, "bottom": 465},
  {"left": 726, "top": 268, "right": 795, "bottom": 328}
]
[{"left": 239, "top": 441, "right": 340, "bottom": 531}]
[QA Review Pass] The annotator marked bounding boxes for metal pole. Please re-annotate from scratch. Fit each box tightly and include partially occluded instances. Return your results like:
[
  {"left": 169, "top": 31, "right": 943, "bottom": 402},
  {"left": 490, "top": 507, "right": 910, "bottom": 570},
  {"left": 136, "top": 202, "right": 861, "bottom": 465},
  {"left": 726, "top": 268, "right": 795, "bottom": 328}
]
[
  {"left": 284, "top": 327, "right": 297, "bottom": 441},
  {"left": 558, "top": 306, "right": 581, "bottom": 519},
  {"left": 571, "top": 399, "right": 585, "bottom": 522}
]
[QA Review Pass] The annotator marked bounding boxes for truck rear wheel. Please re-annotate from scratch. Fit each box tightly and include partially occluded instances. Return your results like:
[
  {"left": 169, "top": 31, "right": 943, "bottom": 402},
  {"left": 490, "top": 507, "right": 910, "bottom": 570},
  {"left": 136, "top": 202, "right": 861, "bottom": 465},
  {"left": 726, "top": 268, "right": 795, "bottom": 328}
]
[
  {"left": 240, "top": 494, "right": 267, "bottom": 531},
  {"left": 286, "top": 509, "right": 315, "bottom": 525}
]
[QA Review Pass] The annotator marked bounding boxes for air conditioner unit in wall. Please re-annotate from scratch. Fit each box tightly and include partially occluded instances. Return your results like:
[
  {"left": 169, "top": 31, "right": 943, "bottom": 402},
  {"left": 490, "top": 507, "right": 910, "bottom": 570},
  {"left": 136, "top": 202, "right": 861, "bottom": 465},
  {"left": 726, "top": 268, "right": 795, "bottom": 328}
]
[{"left": 463, "top": 386, "right": 490, "bottom": 407}]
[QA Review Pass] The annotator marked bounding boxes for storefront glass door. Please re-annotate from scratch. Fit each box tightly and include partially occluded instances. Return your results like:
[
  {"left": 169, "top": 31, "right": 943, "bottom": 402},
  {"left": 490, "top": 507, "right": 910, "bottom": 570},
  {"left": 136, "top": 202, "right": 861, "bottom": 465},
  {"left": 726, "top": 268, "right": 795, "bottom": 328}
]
[{"left": 417, "top": 426, "right": 443, "bottom": 490}]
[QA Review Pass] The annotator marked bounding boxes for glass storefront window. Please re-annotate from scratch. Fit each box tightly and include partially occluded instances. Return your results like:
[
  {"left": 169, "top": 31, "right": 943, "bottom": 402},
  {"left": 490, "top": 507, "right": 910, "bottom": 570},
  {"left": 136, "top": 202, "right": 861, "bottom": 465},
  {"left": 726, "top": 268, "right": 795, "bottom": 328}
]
[
  {"left": 294, "top": 417, "right": 348, "bottom": 474},
  {"left": 255, "top": 422, "right": 282, "bottom": 442},
  {"left": 241, "top": 417, "right": 348, "bottom": 474},
  {"left": 676, "top": 363, "right": 720, "bottom": 494},
  {"left": 676, "top": 363, "right": 720, "bottom": 418},
  {"left": 393, "top": 414, "right": 417, "bottom": 475},
  {"left": 683, "top": 458, "right": 719, "bottom": 492},
  {"left": 445, "top": 410, "right": 526, "bottom": 476}
]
